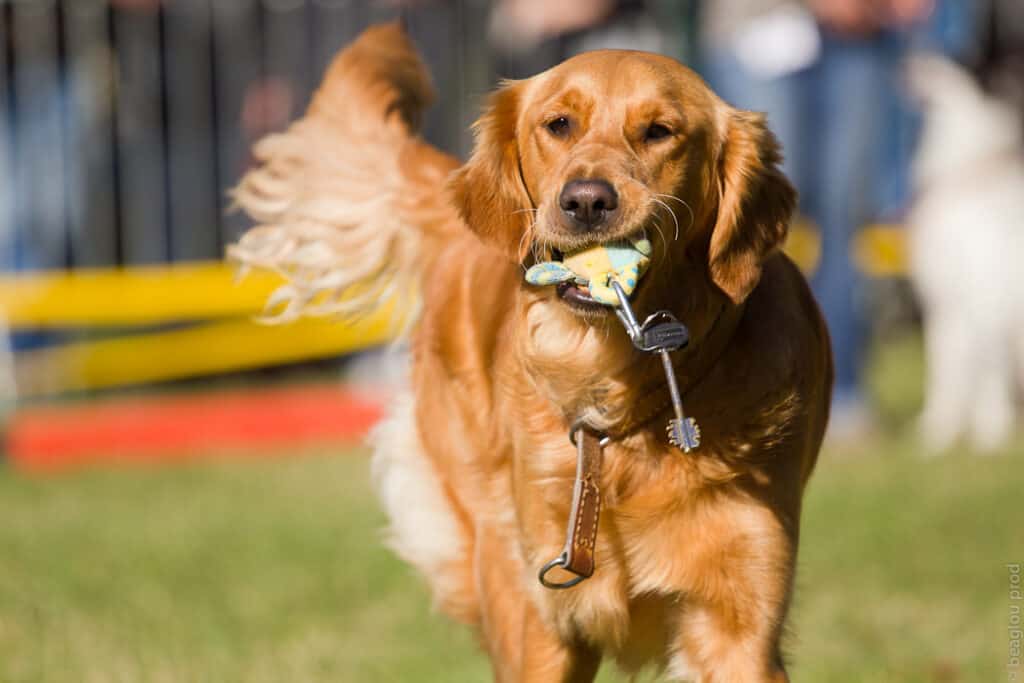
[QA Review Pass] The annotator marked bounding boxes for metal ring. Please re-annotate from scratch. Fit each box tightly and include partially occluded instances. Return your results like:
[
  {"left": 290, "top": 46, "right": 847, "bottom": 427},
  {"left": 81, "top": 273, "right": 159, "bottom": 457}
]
[
  {"left": 538, "top": 553, "right": 587, "bottom": 590},
  {"left": 568, "top": 418, "right": 610, "bottom": 447}
]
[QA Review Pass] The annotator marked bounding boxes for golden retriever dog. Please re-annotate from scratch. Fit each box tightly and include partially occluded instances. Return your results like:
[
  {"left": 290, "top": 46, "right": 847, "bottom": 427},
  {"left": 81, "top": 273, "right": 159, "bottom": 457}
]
[{"left": 231, "top": 23, "right": 831, "bottom": 683}]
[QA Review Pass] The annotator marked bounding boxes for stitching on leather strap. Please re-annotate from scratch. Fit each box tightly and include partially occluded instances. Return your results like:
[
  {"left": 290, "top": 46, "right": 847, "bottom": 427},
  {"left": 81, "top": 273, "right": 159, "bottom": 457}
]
[{"left": 538, "top": 425, "right": 604, "bottom": 589}]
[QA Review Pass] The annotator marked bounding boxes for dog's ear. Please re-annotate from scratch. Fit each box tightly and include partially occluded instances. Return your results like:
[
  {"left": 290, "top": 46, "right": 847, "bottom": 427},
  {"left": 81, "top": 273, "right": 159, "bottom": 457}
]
[
  {"left": 708, "top": 110, "right": 797, "bottom": 303},
  {"left": 448, "top": 80, "right": 532, "bottom": 260}
]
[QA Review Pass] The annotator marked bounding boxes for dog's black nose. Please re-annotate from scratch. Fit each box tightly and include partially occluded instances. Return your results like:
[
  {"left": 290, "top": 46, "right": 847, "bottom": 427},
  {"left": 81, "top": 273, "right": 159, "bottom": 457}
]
[{"left": 559, "top": 179, "right": 618, "bottom": 230}]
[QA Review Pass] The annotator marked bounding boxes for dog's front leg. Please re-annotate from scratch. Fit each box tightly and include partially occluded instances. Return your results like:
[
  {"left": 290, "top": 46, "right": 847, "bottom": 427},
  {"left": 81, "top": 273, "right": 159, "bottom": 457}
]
[
  {"left": 672, "top": 597, "right": 791, "bottom": 683},
  {"left": 475, "top": 525, "right": 601, "bottom": 682},
  {"left": 663, "top": 491, "right": 798, "bottom": 683},
  {"left": 518, "top": 607, "right": 601, "bottom": 683},
  {"left": 669, "top": 525, "right": 795, "bottom": 683}
]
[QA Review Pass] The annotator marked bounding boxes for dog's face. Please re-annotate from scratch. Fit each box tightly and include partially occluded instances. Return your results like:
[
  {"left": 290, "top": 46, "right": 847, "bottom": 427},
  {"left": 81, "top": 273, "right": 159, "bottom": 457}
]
[
  {"left": 450, "top": 50, "right": 795, "bottom": 318},
  {"left": 515, "top": 51, "right": 719, "bottom": 256},
  {"left": 906, "top": 53, "right": 1024, "bottom": 179},
  {"left": 905, "top": 53, "right": 983, "bottom": 111}
]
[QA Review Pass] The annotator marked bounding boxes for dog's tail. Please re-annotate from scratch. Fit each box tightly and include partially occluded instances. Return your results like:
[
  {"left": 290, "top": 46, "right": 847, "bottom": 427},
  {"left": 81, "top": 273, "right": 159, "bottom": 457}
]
[{"left": 228, "top": 23, "right": 461, "bottom": 326}]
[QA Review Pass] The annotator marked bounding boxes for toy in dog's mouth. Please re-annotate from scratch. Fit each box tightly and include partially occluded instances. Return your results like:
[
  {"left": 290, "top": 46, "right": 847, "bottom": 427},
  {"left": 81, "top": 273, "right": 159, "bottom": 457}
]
[{"left": 525, "top": 235, "right": 652, "bottom": 310}]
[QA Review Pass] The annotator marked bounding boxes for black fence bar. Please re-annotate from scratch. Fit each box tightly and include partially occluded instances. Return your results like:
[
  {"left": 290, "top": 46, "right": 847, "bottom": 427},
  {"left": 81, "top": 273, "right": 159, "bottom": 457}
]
[
  {"left": 0, "top": 4, "right": 11, "bottom": 272},
  {"left": 0, "top": 0, "right": 692, "bottom": 274},
  {"left": 0, "top": 0, "right": 438, "bottom": 273}
]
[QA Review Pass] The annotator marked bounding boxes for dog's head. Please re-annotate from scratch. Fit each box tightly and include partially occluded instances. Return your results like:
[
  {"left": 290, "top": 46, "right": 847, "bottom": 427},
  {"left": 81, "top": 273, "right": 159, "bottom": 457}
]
[
  {"left": 906, "top": 53, "right": 1024, "bottom": 182},
  {"left": 449, "top": 50, "right": 795, "bottom": 321}
]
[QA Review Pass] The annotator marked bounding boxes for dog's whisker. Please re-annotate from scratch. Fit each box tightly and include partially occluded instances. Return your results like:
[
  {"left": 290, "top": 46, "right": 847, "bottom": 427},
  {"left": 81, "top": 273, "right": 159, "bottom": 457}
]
[
  {"left": 513, "top": 207, "right": 542, "bottom": 271},
  {"left": 620, "top": 179, "right": 691, "bottom": 242},
  {"left": 650, "top": 197, "right": 681, "bottom": 243},
  {"left": 646, "top": 220, "right": 670, "bottom": 267},
  {"left": 530, "top": 229, "right": 550, "bottom": 267},
  {"left": 654, "top": 193, "right": 695, "bottom": 234},
  {"left": 518, "top": 225, "right": 534, "bottom": 271},
  {"left": 655, "top": 220, "right": 677, "bottom": 272}
]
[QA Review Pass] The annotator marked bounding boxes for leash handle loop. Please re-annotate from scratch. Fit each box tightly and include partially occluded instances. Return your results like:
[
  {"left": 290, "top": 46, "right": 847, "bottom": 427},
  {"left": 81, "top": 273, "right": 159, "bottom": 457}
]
[{"left": 538, "top": 425, "right": 605, "bottom": 590}]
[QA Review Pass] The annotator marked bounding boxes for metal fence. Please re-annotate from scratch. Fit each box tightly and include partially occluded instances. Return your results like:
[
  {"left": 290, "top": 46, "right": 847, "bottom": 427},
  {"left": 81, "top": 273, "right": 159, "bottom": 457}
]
[
  {"left": 0, "top": 0, "right": 500, "bottom": 273},
  {"left": 0, "top": 0, "right": 691, "bottom": 274}
]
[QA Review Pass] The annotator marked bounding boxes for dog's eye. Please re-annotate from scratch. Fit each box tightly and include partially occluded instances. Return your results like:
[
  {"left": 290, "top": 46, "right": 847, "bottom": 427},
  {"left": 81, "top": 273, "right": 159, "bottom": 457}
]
[
  {"left": 644, "top": 123, "right": 672, "bottom": 142},
  {"left": 545, "top": 116, "right": 571, "bottom": 138}
]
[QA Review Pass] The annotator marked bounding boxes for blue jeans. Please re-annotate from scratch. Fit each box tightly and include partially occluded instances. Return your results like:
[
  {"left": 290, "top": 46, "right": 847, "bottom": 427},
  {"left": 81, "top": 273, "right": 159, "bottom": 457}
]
[{"left": 702, "top": 31, "right": 903, "bottom": 403}]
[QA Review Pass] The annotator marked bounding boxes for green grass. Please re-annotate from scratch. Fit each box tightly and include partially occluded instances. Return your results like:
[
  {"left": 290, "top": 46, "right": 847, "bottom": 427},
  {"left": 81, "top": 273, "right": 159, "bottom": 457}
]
[
  {"left": 0, "top": 452, "right": 493, "bottom": 683},
  {"left": 795, "top": 436, "right": 1020, "bottom": 682},
  {"left": 0, "top": 335, "right": 1020, "bottom": 681}
]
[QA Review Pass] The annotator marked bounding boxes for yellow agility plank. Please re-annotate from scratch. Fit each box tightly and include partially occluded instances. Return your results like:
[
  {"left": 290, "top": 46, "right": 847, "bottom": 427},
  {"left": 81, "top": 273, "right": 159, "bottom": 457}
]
[
  {"left": 0, "top": 262, "right": 285, "bottom": 328},
  {"left": 14, "top": 311, "right": 399, "bottom": 398},
  {"left": 782, "top": 218, "right": 822, "bottom": 276},
  {"left": 853, "top": 224, "right": 908, "bottom": 278},
  {"left": 783, "top": 220, "right": 908, "bottom": 278},
  {"left": 0, "top": 223, "right": 906, "bottom": 331}
]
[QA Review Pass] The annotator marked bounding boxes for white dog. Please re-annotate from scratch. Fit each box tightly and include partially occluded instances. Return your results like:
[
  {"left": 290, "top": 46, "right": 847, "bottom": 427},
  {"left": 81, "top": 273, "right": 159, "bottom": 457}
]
[{"left": 906, "top": 54, "right": 1024, "bottom": 452}]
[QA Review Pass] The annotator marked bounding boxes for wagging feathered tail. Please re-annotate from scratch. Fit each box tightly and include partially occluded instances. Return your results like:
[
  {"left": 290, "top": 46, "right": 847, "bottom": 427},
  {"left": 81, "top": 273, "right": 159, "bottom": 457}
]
[{"left": 228, "top": 23, "right": 461, "bottom": 326}]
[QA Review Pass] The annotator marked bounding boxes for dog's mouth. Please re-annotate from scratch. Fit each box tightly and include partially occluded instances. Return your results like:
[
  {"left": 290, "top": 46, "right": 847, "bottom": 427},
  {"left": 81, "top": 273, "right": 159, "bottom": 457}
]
[
  {"left": 526, "top": 236, "right": 650, "bottom": 316},
  {"left": 544, "top": 248, "right": 604, "bottom": 312},
  {"left": 555, "top": 281, "right": 605, "bottom": 310}
]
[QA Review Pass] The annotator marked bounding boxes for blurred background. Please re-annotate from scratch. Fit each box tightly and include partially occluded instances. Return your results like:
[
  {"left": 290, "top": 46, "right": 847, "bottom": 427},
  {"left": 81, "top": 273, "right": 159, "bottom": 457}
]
[{"left": 0, "top": 0, "right": 1021, "bottom": 681}]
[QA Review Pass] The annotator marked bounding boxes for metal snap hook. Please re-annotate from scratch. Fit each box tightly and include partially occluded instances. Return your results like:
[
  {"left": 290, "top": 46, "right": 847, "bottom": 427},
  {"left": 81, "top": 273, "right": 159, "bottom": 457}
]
[{"left": 568, "top": 418, "right": 610, "bottom": 447}]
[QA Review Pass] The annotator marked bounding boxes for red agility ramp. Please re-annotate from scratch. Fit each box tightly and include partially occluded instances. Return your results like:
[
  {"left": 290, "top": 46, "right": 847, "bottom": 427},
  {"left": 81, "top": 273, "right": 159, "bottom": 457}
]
[{"left": 5, "top": 386, "right": 383, "bottom": 472}]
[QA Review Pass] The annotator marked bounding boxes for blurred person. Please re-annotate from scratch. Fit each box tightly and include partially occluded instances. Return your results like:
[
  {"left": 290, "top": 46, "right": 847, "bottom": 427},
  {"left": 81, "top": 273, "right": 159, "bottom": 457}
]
[
  {"left": 0, "top": 2, "right": 111, "bottom": 359},
  {"left": 973, "top": 0, "right": 1024, "bottom": 112},
  {"left": 699, "top": 0, "right": 933, "bottom": 439},
  {"left": 488, "top": 0, "right": 673, "bottom": 78},
  {"left": 0, "top": 3, "right": 74, "bottom": 272}
]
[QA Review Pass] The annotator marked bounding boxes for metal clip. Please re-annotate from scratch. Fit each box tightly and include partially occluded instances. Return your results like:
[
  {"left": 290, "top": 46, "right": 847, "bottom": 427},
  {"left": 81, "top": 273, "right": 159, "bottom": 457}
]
[{"left": 610, "top": 281, "right": 701, "bottom": 453}]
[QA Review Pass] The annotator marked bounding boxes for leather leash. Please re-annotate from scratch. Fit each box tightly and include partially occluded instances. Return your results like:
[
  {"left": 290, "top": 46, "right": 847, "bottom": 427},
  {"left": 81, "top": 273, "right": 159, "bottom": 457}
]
[{"left": 538, "top": 423, "right": 607, "bottom": 589}]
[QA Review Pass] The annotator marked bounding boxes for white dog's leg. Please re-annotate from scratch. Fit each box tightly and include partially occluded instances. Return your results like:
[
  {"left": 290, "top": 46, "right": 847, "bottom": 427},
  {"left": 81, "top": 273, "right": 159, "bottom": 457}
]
[
  {"left": 1014, "top": 326, "right": 1024, "bottom": 402},
  {"left": 919, "top": 313, "right": 973, "bottom": 453},
  {"left": 968, "top": 333, "right": 1014, "bottom": 453}
]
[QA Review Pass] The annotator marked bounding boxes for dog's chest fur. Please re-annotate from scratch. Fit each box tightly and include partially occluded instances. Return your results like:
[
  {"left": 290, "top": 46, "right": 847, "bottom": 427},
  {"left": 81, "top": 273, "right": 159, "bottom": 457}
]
[
  {"left": 508, "top": 416, "right": 796, "bottom": 671},
  {"left": 377, "top": 248, "right": 825, "bottom": 673}
]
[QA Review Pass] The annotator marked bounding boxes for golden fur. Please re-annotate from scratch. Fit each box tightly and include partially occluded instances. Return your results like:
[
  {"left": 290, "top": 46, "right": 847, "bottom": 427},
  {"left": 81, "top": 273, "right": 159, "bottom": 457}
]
[{"left": 232, "top": 24, "right": 832, "bottom": 683}]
